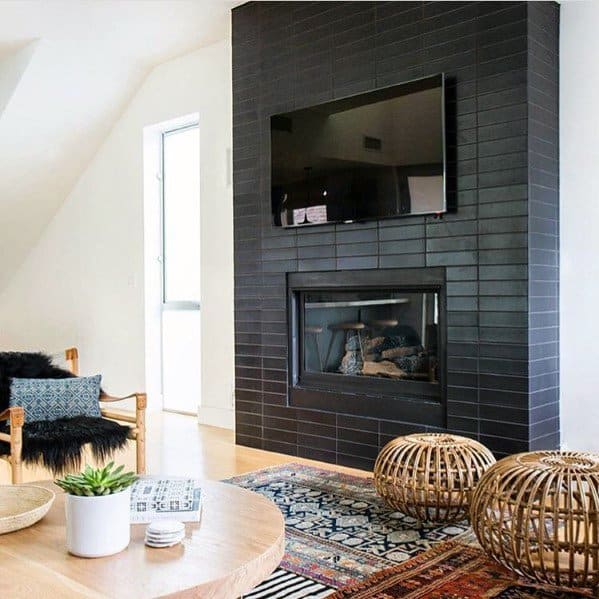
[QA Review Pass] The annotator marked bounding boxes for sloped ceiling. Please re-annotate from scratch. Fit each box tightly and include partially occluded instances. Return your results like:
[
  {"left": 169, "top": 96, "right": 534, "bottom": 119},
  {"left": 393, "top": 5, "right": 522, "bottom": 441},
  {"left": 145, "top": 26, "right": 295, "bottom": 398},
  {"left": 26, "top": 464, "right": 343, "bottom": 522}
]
[
  {"left": 0, "top": 41, "right": 36, "bottom": 117},
  {"left": 0, "top": 0, "right": 236, "bottom": 290}
]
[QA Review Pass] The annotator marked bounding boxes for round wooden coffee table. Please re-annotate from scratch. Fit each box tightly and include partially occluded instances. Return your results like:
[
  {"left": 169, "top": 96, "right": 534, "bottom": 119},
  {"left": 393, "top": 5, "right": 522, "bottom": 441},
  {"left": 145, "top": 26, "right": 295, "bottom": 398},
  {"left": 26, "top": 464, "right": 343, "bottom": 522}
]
[{"left": 0, "top": 480, "right": 285, "bottom": 598}]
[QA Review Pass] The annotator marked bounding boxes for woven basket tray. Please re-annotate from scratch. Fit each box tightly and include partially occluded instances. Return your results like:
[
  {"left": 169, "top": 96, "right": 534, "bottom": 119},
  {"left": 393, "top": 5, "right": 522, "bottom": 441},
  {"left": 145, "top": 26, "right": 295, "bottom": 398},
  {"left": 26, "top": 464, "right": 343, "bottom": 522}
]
[{"left": 0, "top": 485, "right": 55, "bottom": 534}]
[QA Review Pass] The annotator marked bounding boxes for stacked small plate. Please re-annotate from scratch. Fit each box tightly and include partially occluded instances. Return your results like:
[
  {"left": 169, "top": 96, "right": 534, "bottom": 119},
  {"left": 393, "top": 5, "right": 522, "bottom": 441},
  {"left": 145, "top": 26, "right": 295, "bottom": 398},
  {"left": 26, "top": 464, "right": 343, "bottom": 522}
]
[{"left": 145, "top": 520, "right": 185, "bottom": 548}]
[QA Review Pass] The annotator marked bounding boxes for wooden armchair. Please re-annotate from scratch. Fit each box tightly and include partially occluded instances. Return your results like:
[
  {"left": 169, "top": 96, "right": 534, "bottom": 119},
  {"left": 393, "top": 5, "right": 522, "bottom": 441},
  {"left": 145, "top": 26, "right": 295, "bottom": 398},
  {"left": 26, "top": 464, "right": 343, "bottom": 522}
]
[{"left": 0, "top": 347, "right": 146, "bottom": 483}]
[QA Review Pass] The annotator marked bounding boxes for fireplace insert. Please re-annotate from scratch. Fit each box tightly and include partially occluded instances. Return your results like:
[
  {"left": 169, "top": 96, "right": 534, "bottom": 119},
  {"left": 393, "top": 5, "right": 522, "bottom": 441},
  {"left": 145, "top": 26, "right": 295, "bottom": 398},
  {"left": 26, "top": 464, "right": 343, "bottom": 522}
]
[{"left": 288, "top": 268, "right": 446, "bottom": 404}]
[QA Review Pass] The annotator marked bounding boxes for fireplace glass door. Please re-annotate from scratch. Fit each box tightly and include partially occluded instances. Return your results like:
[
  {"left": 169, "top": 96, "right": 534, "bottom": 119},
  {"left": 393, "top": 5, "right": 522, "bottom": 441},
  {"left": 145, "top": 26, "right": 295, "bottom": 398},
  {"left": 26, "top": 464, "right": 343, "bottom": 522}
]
[{"left": 300, "top": 289, "right": 440, "bottom": 384}]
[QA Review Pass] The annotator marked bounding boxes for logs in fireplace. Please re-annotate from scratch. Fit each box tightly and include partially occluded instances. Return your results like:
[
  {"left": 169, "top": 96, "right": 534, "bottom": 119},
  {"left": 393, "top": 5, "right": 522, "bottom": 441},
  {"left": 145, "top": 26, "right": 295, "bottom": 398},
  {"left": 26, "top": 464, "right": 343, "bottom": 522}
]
[{"left": 288, "top": 268, "right": 446, "bottom": 405}]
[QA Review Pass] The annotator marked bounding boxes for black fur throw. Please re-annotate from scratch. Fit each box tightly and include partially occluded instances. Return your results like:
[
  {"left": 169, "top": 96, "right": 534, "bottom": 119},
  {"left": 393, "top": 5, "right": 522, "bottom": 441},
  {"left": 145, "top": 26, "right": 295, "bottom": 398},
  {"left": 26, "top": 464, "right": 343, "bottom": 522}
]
[
  {"left": 0, "top": 351, "right": 75, "bottom": 413},
  {"left": 0, "top": 416, "right": 131, "bottom": 475},
  {"left": 0, "top": 352, "right": 130, "bottom": 474}
]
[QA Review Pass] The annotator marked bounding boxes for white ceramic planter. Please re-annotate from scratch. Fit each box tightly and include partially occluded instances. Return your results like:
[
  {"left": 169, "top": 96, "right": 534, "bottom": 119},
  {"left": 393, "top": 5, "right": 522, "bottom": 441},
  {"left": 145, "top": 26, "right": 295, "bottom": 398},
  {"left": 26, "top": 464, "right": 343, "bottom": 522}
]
[{"left": 65, "top": 488, "right": 131, "bottom": 558}]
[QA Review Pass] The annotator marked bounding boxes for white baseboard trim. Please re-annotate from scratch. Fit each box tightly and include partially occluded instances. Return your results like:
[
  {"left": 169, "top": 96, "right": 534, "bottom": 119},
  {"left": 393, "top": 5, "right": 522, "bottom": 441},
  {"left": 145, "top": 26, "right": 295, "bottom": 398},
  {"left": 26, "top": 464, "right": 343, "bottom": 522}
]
[{"left": 197, "top": 406, "right": 235, "bottom": 430}]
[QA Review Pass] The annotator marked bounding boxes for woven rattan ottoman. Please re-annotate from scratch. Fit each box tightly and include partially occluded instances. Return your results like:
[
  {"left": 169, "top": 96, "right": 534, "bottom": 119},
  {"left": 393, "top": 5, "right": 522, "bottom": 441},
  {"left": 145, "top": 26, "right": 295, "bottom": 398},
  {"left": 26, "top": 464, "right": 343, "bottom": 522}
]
[
  {"left": 374, "top": 432, "right": 495, "bottom": 523},
  {"left": 471, "top": 451, "right": 599, "bottom": 592}
]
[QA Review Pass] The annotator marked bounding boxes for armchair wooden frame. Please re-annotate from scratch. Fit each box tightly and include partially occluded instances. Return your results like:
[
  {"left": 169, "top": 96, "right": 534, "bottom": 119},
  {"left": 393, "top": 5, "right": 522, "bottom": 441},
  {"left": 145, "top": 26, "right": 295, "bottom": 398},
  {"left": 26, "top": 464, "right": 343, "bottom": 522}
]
[{"left": 0, "top": 347, "right": 146, "bottom": 483}]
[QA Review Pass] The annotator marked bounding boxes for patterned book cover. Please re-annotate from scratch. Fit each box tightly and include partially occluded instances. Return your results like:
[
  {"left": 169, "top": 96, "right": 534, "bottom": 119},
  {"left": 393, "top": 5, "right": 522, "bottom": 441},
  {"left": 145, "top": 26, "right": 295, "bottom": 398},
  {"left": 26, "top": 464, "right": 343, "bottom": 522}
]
[{"left": 130, "top": 477, "right": 202, "bottom": 523}]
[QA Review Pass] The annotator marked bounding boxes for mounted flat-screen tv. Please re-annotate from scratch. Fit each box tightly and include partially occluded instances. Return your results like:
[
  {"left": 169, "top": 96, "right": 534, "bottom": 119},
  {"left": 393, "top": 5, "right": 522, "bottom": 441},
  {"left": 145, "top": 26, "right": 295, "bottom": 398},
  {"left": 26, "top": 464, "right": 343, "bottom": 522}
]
[{"left": 271, "top": 74, "right": 446, "bottom": 228}]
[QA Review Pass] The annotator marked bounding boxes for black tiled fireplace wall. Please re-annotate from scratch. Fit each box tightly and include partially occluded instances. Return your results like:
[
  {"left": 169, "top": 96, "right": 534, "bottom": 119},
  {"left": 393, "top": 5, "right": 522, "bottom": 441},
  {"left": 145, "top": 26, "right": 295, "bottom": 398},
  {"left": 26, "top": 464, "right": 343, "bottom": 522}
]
[{"left": 232, "top": 1, "right": 560, "bottom": 469}]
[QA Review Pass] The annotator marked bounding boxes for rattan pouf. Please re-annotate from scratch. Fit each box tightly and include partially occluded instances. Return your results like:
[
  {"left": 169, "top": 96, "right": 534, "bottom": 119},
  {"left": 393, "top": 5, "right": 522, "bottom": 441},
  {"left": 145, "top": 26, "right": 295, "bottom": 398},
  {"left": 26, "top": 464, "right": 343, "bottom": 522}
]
[
  {"left": 471, "top": 451, "right": 599, "bottom": 592},
  {"left": 374, "top": 433, "right": 496, "bottom": 523}
]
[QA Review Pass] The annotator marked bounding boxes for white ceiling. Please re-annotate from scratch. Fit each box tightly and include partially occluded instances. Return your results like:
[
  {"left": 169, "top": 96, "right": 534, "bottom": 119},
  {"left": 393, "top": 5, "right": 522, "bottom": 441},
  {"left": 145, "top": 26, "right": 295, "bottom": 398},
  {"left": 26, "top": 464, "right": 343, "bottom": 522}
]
[{"left": 0, "top": 0, "right": 235, "bottom": 290}]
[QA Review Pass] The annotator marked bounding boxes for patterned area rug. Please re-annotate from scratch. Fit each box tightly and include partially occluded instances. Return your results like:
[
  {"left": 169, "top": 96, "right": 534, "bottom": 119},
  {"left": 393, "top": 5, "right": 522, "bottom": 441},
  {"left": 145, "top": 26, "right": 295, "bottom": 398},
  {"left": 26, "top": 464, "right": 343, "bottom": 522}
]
[
  {"left": 228, "top": 463, "right": 469, "bottom": 597},
  {"left": 331, "top": 537, "right": 593, "bottom": 599},
  {"left": 228, "top": 464, "right": 593, "bottom": 599}
]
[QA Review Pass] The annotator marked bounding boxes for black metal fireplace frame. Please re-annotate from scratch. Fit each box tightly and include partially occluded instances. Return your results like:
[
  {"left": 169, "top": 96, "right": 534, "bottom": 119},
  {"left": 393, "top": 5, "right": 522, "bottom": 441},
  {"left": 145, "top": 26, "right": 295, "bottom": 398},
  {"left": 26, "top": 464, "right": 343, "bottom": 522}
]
[{"left": 287, "top": 268, "right": 447, "bottom": 424}]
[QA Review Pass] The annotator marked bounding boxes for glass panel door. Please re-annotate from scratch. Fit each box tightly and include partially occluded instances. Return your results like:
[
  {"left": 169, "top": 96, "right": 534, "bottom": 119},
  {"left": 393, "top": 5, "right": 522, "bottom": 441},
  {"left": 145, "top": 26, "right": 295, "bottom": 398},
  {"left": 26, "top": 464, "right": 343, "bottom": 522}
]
[{"left": 160, "top": 124, "right": 201, "bottom": 414}]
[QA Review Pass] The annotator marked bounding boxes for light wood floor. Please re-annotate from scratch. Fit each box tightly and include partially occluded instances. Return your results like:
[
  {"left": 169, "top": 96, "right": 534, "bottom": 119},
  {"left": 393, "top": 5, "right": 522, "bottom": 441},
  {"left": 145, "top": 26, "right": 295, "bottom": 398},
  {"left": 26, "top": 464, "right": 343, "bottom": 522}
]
[
  {"left": 147, "top": 412, "right": 370, "bottom": 479},
  {"left": 0, "top": 412, "right": 370, "bottom": 483}
]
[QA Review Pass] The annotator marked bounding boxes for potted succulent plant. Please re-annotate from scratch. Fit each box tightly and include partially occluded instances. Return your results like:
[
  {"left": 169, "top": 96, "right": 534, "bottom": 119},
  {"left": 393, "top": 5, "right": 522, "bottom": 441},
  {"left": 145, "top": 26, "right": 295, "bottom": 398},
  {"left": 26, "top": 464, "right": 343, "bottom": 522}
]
[{"left": 55, "top": 462, "right": 137, "bottom": 558}]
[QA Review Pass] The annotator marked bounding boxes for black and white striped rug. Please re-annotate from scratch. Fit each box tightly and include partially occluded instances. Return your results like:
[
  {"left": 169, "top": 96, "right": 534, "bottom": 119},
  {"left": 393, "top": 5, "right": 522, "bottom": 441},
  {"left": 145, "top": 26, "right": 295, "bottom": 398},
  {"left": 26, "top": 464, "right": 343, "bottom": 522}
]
[{"left": 244, "top": 568, "right": 335, "bottom": 598}]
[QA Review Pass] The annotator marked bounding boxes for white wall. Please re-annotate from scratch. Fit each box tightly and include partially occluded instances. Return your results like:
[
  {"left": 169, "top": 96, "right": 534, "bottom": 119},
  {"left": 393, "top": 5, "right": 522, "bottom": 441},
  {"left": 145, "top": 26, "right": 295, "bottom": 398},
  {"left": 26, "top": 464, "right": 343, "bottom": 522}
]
[
  {"left": 0, "top": 38, "right": 234, "bottom": 425},
  {"left": 560, "top": 1, "right": 599, "bottom": 450}
]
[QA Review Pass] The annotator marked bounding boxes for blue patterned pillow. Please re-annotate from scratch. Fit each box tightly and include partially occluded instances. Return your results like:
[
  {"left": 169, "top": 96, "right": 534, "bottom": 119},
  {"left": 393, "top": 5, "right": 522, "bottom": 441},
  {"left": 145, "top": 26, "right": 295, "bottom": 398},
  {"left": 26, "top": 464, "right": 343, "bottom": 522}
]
[{"left": 9, "top": 375, "right": 102, "bottom": 422}]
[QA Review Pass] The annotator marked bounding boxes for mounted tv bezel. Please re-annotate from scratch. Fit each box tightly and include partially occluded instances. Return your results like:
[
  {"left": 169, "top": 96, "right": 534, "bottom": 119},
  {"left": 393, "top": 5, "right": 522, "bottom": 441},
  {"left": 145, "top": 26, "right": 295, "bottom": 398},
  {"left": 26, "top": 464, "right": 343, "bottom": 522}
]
[{"left": 270, "top": 73, "right": 447, "bottom": 228}]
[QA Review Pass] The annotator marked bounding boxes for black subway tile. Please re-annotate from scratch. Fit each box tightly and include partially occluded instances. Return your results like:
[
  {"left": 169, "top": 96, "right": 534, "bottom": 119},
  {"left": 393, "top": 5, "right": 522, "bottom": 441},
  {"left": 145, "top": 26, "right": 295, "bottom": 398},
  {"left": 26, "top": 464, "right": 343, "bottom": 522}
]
[{"left": 232, "top": 0, "right": 559, "bottom": 464}]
